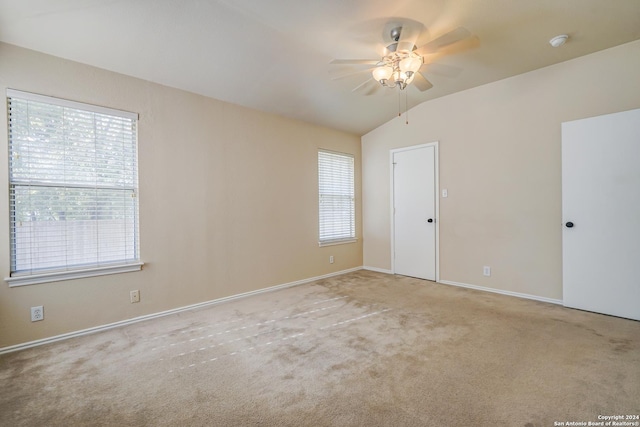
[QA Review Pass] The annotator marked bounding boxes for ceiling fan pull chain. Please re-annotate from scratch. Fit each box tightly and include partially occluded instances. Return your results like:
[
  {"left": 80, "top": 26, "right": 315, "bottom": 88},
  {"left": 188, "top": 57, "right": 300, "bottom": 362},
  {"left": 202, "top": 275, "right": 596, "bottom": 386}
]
[
  {"left": 405, "top": 90, "right": 409, "bottom": 125},
  {"left": 398, "top": 90, "right": 401, "bottom": 117}
]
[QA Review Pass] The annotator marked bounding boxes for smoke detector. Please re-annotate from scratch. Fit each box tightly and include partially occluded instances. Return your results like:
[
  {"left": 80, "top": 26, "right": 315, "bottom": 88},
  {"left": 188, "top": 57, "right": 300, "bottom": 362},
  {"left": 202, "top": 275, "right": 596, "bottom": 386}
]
[{"left": 549, "top": 34, "right": 569, "bottom": 48}]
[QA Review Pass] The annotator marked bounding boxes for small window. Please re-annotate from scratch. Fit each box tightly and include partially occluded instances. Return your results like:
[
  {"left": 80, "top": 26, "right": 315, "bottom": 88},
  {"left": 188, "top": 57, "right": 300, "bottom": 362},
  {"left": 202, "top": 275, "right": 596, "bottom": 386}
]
[
  {"left": 318, "top": 150, "right": 356, "bottom": 246},
  {"left": 6, "top": 90, "right": 141, "bottom": 286}
]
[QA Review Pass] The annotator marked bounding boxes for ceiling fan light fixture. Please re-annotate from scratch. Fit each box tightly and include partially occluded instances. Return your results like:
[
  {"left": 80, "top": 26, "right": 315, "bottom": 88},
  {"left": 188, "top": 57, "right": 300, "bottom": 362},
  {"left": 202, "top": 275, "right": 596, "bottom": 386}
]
[
  {"left": 372, "top": 51, "right": 423, "bottom": 89},
  {"left": 372, "top": 65, "right": 393, "bottom": 83},
  {"left": 399, "top": 56, "right": 422, "bottom": 73}
]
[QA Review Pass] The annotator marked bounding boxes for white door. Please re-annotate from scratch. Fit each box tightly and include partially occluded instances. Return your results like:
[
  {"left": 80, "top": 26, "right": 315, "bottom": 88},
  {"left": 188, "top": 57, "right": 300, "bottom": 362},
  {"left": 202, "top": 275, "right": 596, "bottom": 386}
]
[
  {"left": 562, "top": 108, "right": 640, "bottom": 321},
  {"left": 393, "top": 144, "right": 437, "bottom": 281}
]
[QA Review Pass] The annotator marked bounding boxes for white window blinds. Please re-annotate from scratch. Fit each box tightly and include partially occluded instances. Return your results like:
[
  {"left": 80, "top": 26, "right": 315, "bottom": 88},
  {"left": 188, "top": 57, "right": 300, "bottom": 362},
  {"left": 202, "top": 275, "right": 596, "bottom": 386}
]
[
  {"left": 318, "top": 150, "right": 355, "bottom": 245},
  {"left": 7, "top": 90, "right": 140, "bottom": 278}
]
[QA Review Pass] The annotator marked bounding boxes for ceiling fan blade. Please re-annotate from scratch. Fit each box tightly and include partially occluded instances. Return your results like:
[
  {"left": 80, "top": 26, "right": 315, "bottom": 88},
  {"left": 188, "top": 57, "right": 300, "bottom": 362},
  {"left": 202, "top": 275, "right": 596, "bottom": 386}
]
[
  {"left": 381, "top": 86, "right": 396, "bottom": 97},
  {"left": 396, "top": 23, "right": 423, "bottom": 52},
  {"left": 363, "top": 82, "right": 381, "bottom": 96},
  {"left": 426, "top": 35, "right": 481, "bottom": 59},
  {"left": 352, "top": 78, "right": 376, "bottom": 93},
  {"left": 330, "top": 67, "right": 374, "bottom": 81},
  {"left": 440, "top": 36, "right": 480, "bottom": 55},
  {"left": 419, "top": 62, "right": 462, "bottom": 78},
  {"left": 415, "top": 27, "right": 472, "bottom": 55},
  {"left": 330, "top": 59, "right": 380, "bottom": 65},
  {"left": 412, "top": 73, "right": 433, "bottom": 92}
]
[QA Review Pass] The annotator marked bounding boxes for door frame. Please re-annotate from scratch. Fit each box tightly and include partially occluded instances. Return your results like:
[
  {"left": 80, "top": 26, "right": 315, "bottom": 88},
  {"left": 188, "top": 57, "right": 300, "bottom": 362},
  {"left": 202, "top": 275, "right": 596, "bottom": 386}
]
[{"left": 390, "top": 141, "right": 440, "bottom": 281}]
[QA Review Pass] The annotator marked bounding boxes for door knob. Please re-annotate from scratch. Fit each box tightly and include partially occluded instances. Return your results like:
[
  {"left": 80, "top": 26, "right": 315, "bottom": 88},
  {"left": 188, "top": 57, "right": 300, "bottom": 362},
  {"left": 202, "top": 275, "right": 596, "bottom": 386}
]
[
  {"left": 565, "top": 221, "right": 574, "bottom": 228},
  {"left": 427, "top": 218, "right": 434, "bottom": 223}
]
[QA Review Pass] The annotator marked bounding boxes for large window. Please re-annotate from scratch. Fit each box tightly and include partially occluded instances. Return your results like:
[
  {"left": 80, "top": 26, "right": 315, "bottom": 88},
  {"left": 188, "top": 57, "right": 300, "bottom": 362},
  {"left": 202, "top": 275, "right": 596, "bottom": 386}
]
[
  {"left": 6, "top": 90, "right": 141, "bottom": 286},
  {"left": 318, "top": 150, "right": 355, "bottom": 246}
]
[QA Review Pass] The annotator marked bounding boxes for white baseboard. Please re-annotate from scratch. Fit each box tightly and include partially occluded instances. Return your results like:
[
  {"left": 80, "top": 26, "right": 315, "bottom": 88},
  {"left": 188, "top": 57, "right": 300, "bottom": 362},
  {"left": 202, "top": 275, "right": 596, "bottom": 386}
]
[
  {"left": 438, "top": 279, "right": 563, "bottom": 305},
  {"left": 362, "top": 266, "right": 393, "bottom": 274},
  {"left": 0, "top": 266, "right": 364, "bottom": 355}
]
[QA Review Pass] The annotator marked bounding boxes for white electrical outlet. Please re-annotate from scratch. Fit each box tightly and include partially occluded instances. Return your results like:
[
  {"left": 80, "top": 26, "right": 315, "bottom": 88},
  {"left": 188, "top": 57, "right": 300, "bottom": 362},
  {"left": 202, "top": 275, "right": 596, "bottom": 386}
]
[
  {"left": 130, "top": 290, "right": 140, "bottom": 303},
  {"left": 329, "top": 256, "right": 334, "bottom": 264},
  {"left": 31, "top": 306, "right": 44, "bottom": 322},
  {"left": 483, "top": 266, "right": 491, "bottom": 277}
]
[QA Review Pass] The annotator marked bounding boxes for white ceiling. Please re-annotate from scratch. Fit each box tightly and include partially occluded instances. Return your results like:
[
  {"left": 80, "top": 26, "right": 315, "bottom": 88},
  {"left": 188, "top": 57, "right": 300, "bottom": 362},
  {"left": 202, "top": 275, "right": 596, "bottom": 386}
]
[{"left": 1, "top": 0, "right": 639, "bottom": 135}]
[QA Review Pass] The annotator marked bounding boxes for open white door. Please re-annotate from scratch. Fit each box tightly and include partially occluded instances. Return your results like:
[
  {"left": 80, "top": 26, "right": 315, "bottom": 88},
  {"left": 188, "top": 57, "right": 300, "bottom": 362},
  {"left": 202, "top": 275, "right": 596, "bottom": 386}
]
[
  {"left": 392, "top": 144, "right": 437, "bottom": 281},
  {"left": 562, "top": 108, "right": 640, "bottom": 321}
]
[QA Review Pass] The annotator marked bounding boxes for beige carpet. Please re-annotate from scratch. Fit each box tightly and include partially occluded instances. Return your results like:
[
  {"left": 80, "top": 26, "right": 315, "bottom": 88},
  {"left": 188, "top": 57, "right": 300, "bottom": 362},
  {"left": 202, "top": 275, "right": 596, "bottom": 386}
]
[{"left": 1, "top": 271, "right": 639, "bottom": 426}]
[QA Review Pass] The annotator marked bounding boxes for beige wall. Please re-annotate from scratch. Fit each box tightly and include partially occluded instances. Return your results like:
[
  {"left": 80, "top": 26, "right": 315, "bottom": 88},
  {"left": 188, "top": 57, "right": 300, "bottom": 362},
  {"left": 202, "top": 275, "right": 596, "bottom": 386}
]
[
  {"left": 0, "top": 42, "right": 362, "bottom": 349},
  {"left": 362, "top": 40, "right": 640, "bottom": 300}
]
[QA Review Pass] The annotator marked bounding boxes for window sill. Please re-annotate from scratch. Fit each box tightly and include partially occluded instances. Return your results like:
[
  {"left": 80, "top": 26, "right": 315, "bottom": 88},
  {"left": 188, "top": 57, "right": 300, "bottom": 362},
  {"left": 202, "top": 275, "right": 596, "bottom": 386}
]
[
  {"left": 5, "top": 262, "right": 144, "bottom": 287},
  {"left": 318, "top": 238, "right": 358, "bottom": 247}
]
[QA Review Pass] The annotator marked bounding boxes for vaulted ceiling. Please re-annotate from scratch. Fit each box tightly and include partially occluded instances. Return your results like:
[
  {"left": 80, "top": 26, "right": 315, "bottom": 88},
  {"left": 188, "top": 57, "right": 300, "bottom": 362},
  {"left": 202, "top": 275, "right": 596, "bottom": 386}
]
[{"left": 1, "top": 0, "right": 639, "bottom": 135}]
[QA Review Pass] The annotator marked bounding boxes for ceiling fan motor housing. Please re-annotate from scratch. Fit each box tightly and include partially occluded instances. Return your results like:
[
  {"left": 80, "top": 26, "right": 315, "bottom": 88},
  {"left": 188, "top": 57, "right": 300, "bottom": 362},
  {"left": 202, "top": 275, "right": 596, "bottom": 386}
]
[{"left": 390, "top": 26, "right": 402, "bottom": 42}]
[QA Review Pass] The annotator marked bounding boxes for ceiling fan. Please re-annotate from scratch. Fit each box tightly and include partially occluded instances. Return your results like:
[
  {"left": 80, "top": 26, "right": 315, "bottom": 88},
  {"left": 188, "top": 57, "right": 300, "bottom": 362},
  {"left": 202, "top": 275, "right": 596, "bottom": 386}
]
[{"left": 330, "top": 22, "right": 477, "bottom": 95}]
